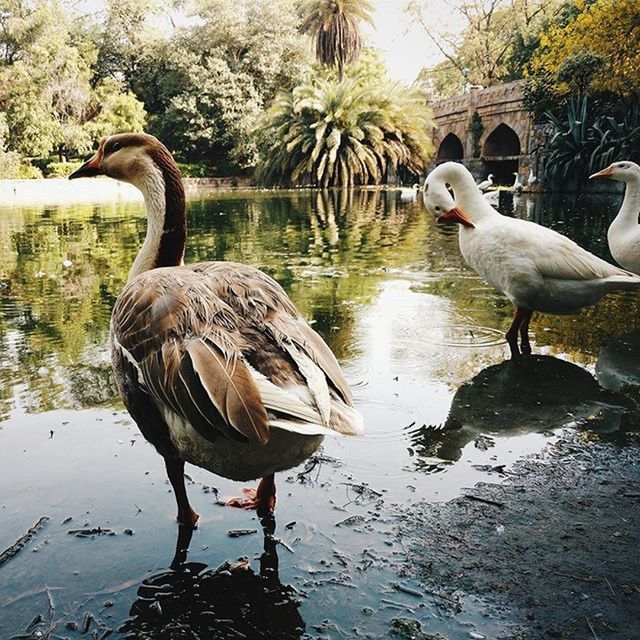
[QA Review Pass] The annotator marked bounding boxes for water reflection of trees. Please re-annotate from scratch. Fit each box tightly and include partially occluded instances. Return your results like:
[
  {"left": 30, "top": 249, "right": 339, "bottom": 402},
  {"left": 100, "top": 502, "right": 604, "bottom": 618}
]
[
  {"left": 2, "top": 190, "right": 639, "bottom": 421},
  {"left": 0, "top": 191, "right": 424, "bottom": 419}
]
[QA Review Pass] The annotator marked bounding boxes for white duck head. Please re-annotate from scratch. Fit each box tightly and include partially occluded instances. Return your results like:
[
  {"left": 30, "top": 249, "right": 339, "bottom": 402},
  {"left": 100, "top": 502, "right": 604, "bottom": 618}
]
[
  {"left": 424, "top": 162, "right": 500, "bottom": 228},
  {"left": 590, "top": 161, "right": 640, "bottom": 183}
]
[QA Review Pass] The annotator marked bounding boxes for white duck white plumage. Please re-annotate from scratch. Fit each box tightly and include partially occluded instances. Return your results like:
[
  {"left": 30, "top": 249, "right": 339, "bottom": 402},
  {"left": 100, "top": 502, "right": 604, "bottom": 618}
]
[
  {"left": 512, "top": 172, "right": 524, "bottom": 192},
  {"left": 477, "top": 174, "right": 493, "bottom": 191},
  {"left": 423, "top": 162, "right": 640, "bottom": 356},
  {"left": 590, "top": 161, "right": 640, "bottom": 275},
  {"left": 399, "top": 183, "right": 420, "bottom": 201},
  {"left": 527, "top": 167, "right": 537, "bottom": 187}
]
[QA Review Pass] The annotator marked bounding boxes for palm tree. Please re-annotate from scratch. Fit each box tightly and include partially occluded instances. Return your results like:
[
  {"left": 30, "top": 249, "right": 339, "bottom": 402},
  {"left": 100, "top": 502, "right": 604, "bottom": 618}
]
[
  {"left": 258, "top": 76, "right": 433, "bottom": 187},
  {"left": 300, "top": 0, "right": 375, "bottom": 81}
]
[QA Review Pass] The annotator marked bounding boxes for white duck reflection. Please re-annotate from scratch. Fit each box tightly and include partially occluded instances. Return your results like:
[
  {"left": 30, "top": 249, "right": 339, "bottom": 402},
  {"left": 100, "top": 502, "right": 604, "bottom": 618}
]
[{"left": 409, "top": 355, "right": 633, "bottom": 464}]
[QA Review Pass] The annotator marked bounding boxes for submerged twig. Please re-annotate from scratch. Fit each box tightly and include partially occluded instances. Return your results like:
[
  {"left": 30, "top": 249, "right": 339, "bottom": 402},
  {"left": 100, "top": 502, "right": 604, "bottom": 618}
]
[
  {"left": 463, "top": 494, "right": 504, "bottom": 508},
  {"left": 0, "top": 517, "right": 50, "bottom": 568}
]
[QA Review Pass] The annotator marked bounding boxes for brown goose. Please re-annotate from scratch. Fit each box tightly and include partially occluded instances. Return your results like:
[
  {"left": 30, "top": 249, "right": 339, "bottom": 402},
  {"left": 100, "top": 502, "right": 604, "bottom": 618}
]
[{"left": 69, "top": 133, "right": 362, "bottom": 528}]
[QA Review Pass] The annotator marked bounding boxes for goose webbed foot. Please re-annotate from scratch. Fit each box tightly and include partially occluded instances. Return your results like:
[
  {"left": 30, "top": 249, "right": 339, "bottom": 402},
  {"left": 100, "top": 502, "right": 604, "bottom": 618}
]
[{"left": 220, "top": 474, "right": 277, "bottom": 519}]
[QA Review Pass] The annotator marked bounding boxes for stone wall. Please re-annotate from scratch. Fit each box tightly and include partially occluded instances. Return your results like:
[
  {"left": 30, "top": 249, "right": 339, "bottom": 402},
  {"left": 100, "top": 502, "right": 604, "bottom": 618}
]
[{"left": 430, "top": 80, "right": 538, "bottom": 184}]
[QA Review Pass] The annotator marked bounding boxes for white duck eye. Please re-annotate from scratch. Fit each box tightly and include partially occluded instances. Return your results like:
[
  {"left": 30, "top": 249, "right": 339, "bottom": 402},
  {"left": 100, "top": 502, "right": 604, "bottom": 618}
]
[{"left": 434, "top": 205, "right": 441, "bottom": 212}]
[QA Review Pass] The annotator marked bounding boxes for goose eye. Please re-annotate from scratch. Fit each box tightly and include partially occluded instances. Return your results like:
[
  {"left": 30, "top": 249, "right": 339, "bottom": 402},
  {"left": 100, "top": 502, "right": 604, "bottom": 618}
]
[{"left": 434, "top": 206, "right": 441, "bottom": 212}]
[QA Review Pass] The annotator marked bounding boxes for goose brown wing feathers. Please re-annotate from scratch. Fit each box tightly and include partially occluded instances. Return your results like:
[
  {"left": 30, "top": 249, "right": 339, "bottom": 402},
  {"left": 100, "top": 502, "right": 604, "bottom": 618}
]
[
  {"left": 192, "top": 262, "right": 354, "bottom": 405},
  {"left": 111, "top": 261, "right": 354, "bottom": 446}
]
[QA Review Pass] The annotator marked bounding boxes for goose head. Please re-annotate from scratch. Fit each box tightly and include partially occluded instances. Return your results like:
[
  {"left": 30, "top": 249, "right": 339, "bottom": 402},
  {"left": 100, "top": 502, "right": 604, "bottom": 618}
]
[
  {"left": 69, "top": 133, "right": 178, "bottom": 189},
  {"left": 423, "top": 162, "right": 477, "bottom": 228},
  {"left": 590, "top": 161, "right": 640, "bottom": 183}
]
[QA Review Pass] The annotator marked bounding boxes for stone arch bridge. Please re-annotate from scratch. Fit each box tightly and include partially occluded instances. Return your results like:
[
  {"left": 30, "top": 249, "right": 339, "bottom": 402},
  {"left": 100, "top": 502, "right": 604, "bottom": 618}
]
[{"left": 429, "top": 80, "right": 540, "bottom": 186}]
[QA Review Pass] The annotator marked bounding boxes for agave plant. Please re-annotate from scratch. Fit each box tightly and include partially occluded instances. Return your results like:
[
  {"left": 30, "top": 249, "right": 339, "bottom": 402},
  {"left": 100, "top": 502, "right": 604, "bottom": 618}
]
[
  {"left": 258, "top": 77, "right": 433, "bottom": 187},
  {"left": 543, "top": 96, "right": 594, "bottom": 184},
  {"left": 544, "top": 96, "right": 640, "bottom": 185},
  {"left": 589, "top": 96, "right": 640, "bottom": 171},
  {"left": 300, "top": 0, "right": 374, "bottom": 80}
]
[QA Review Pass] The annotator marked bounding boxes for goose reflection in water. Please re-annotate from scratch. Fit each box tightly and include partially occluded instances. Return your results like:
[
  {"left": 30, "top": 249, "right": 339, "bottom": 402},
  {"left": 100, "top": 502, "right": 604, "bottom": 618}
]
[
  {"left": 408, "top": 355, "right": 634, "bottom": 466},
  {"left": 120, "top": 515, "right": 304, "bottom": 639}
]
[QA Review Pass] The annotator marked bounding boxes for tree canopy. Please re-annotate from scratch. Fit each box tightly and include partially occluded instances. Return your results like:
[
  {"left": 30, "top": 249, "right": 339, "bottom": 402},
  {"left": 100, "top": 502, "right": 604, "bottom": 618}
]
[{"left": 259, "top": 73, "right": 433, "bottom": 187}]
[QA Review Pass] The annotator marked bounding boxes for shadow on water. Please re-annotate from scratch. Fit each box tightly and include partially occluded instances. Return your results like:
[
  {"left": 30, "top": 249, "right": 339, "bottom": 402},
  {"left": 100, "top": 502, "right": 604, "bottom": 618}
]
[
  {"left": 409, "top": 355, "right": 637, "bottom": 466},
  {"left": 120, "top": 516, "right": 304, "bottom": 640},
  {"left": 597, "top": 331, "right": 640, "bottom": 402}
]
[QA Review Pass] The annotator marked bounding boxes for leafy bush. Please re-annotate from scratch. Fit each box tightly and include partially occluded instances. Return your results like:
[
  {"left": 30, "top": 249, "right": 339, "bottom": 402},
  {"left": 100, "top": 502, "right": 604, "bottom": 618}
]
[
  {"left": 0, "top": 151, "right": 42, "bottom": 179},
  {"left": 258, "top": 77, "right": 433, "bottom": 187},
  {"left": 176, "top": 162, "right": 212, "bottom": 178},
  {"left": 45, "top": 161, "right": 84, "bottom": 178}
]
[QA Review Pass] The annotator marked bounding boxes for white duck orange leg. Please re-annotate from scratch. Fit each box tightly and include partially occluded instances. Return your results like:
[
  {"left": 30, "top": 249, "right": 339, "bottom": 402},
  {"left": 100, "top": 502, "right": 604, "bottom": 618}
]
[{"left": 505, "top": 307, "right": 533, "bottom": 357}]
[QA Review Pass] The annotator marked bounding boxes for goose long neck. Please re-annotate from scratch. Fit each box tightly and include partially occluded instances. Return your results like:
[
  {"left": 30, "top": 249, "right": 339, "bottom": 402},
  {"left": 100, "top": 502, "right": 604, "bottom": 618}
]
[
  {"left": 611, "top": 174, "right": 640, "bottom": 231},
  {"left": 128, "top": 155, "right": 187, "bottom": 282},
  {"left": 450, "top": 169, "right": 499, "bottom": 222}
]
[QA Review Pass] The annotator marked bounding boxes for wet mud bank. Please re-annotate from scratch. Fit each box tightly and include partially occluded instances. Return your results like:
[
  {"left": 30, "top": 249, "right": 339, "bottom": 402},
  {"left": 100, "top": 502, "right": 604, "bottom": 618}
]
[{"left": 397, "top": 432, "right": 640, "bottom": 639}]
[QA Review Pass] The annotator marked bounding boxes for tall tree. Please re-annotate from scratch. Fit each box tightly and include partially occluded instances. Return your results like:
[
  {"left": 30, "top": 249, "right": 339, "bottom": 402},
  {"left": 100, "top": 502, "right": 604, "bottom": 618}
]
[
  {"left": 407, "top": 0, "right": 565, "bottom": 94},
  {"left": 300, "top": 0, "right": 374, "bottom": 81}
]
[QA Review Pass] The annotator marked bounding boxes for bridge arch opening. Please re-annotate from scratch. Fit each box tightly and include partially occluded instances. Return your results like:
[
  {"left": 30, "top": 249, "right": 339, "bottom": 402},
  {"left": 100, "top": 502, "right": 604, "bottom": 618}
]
[
  {"left": 482, "top": 123, "right": 521, "bottom": 186},
  {"left": 436, "top": 133, "right": 464, "bottom": 162}
]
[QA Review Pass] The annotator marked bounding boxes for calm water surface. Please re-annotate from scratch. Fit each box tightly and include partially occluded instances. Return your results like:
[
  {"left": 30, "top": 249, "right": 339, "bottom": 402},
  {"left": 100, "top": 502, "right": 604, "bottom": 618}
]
[{"left": 1, "top": 187, "right": 639, "bottom": 638}]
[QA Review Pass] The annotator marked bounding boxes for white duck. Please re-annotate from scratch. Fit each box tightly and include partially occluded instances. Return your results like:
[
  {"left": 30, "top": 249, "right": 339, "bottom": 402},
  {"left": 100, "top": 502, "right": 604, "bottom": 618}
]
[
  {"left": 590, "top": 161, "right": 640, "bottom": 274},
  {"left": 423, "top": 162, "right": 640, "bottom": 356},
  {"left": 527, "top": 167, "right": 537, "bottom": 188},
  {"left": 477, "top": 174, "right": 493, "bottom": 191},
  {"left": 511, "top": 172, "right": 524, "bottom": 193},
  {"left": 399, "top": 183, "right": 420, "bottom": 201},
  {"left": 69, "top": 134, "right": 363, "bottom": 527}
]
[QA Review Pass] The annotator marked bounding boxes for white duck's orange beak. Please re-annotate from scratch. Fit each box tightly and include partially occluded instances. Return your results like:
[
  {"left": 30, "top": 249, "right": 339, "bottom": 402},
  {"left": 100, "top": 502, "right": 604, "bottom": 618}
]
[
  {"left": 589, "top": 166, "right": 614, "bottom": 179},
  {"left": 438, "top": 206, "right": 475, "bottom": 228}
]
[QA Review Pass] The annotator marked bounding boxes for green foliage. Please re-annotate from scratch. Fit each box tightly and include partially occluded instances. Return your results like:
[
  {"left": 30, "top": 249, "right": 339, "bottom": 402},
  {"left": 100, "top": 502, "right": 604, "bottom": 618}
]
[
  {"left": 44, "top": 161, "right": 84, "bottom": 178},
  {"left": 543, "top": 96, "right": 640, "bottom": 185},
  {"left": 258, "top": 76, "right": 433, "bottom": 187},
  {"left": 556, "top": 49, "right": 604, "bottom": 95},
  {"left": 300, "top": 0, "right": 374, "bottom": 80},
  {"left": 83, "top": 78, "right": 146, "bottom": 140},
  {"left": 124, "top": 0, "right": 310, "bottom": 167},
  {"left": 522, "top": 72, "right": 565, "bottom": 122},
  {"left": 0, "top": 0, "right": 147, "bottom": 163},
  {"left": 176, "top": 162, "right": 212, "bottom": 178},
  {"left": 470, "top": 111, "right": 484, "bottom": 158}
]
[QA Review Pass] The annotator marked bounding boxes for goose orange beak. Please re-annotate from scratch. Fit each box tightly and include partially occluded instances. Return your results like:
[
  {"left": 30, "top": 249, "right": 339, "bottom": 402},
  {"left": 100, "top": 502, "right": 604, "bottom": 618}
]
[
  {"left": 438, "top": 206, "right": 475, "bottom": 228},
  {"left": 589, "top": 166, "right": 613, "bottom": 179}
]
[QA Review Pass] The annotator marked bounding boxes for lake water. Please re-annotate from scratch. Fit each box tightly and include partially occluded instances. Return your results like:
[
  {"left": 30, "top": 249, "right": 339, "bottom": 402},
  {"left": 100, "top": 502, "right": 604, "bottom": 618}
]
[{"left": 1, "top": 187, "right": 638, "bottom": 639}]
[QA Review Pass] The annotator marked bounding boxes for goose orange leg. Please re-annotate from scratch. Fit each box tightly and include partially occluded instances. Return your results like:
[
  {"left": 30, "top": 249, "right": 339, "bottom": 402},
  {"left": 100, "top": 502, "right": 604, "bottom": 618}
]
[
  {"left": 505, "top": 307, "right": 533, "bottom": 357},
  {"left": 165, "top": 458, "right": 200, "bottom": 529},
  {"left": 222, "top": 474, "right": 277, "bottom": 518}
]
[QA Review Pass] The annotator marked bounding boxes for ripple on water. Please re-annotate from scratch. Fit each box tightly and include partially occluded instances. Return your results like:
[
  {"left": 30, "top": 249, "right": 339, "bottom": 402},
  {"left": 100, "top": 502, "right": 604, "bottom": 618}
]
[{"left": 421, "top": 324, "right": 506, "bottom": 348}]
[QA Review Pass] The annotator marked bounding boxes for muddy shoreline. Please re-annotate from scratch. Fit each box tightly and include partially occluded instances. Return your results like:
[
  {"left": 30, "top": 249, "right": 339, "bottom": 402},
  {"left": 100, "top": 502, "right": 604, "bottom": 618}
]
[{"left": 397, "top": 431, "right": 640, "bottom": 639}]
